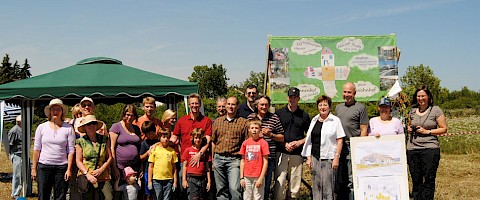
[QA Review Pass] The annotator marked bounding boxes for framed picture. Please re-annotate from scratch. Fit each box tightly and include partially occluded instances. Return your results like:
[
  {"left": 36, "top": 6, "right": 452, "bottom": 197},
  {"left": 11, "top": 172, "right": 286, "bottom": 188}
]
[{"left": 350, "top": 134, "right": 409, "bottom": 200}]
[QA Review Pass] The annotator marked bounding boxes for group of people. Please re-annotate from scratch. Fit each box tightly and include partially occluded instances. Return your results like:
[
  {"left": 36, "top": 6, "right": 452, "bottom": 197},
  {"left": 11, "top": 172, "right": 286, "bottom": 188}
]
[{"left": 9, "top": 82, "right": 447, "bottom": 200}]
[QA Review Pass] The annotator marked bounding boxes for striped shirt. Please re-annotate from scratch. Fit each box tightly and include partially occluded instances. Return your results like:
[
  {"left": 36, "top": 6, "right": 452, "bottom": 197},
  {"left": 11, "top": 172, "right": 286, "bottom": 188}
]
[
  {"left": 212, "top": 116, "right": 249, "bottom": 155},
  {"left": 247, "top": 112, "right": 284, "bottom": 159}
]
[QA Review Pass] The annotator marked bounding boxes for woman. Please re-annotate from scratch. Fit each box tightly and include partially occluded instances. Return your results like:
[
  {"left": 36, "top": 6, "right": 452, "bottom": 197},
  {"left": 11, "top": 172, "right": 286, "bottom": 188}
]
[
  {"left": 76, "top": 115, "right": 113, "bottom": 200},
  {"left": 367, "top": 97, "right": 404, "bottom": 137},
  {"left": 109, "top": 104, "right": 141, "bottom": 180},
  {"left": 407, "top": 86, "right": 447, "bottom": 200},
  {"left": 301, "top": 95, "right": 345, "bottom": 200},
  {"left": 32, "top": 99, "right": 76, "bottom": 200},
  {"left": 161, "top": 109, "right": 177, "bottom": 131}
]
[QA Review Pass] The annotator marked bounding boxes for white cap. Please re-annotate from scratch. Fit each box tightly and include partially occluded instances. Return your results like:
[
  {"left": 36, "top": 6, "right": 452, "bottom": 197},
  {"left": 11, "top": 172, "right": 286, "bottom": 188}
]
[
  {"left": 16, "top": 115, "right": 21, "bottom": 122},
  {"left": 80, "top": 97, "right": 94, "bottom": 105}
]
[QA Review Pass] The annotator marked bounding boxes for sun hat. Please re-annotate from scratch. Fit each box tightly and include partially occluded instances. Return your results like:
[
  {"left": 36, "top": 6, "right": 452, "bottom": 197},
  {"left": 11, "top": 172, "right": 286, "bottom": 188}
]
[
  {"left": 378, "top": 97, "right": 391, "bottom": 107},
  {"left": 124, "top": 166, "right": 137, "bottom": 180},
  {"left": 44, "top": 99, "right": 68, "bottom": 118},
  {"left": 77, "top": 115, "right": 104, "bottom": 133}
]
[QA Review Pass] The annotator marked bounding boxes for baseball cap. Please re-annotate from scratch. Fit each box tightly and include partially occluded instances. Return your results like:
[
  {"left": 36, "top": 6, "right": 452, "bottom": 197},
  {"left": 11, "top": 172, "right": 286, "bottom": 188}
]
[
  {"left": 80, "top": 97, "right": 94, "bottom": 105},
  {"left": 287, "top": 87, "right": 300, "bottom": 97},
  {"left": 378, "top": 97, "right": 391, "bottom": 107}
]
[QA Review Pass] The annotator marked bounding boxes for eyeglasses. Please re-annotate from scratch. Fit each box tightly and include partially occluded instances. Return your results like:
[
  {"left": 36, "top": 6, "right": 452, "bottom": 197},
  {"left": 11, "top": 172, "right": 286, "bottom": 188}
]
[
  {"left": 247, "top": 92, "right": 257, "bottom": 95},
  {"left": 87, "top": 122, "right": 98, "bottom": 126},
  {"left": 81, "top": 104, "right": 93, "bottom": 108}
]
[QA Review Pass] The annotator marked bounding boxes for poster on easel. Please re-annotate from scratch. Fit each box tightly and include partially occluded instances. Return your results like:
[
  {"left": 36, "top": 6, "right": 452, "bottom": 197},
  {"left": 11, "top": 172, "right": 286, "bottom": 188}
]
[
  {"left": 266, "top": 34, "right": 400, "bottom": 103},
  {"left": 350, "top": 135, "right": 409, "bottom": 200}
]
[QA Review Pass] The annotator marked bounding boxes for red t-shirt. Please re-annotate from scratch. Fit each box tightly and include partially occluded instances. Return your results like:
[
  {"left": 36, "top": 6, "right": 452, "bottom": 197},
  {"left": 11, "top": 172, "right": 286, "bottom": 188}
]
[
  {"left": 181, "top": 146, "right": 211, "bottom": 175},
  {"left": 173, "top": 113, "right": 212, "bottom": 155},
  {"left": 134, "top": 115, "right": 163, "bottom": 140},
  {"left": 240, "top": 138, "right": 270, "bottom": 178}
]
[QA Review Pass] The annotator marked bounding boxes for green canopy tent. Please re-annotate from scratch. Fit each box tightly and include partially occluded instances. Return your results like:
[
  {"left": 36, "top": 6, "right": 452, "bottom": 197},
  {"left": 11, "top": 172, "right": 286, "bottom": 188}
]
[{"left": 0, "top": 57, "right": 198, "bottom": 196}]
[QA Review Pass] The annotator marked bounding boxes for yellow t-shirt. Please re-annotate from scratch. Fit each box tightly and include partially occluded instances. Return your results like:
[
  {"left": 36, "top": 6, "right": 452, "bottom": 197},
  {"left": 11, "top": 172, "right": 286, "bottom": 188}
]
[{"left": 148, "top": 146, "right": 178, "bottom": 180}]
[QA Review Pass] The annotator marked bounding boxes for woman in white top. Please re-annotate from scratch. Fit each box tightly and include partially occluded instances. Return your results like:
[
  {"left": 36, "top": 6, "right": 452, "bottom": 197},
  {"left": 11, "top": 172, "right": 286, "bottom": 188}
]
[
  {"left": 367, "top": 97, "right": 404, "bottom": 137},
  {"left": 301, "top": 95, "right": 345, "bottom": 200}
]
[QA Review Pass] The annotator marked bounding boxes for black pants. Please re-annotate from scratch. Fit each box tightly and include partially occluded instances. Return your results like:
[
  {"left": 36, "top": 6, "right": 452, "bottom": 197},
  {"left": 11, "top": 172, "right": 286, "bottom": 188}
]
[
  {"left": 407, "top": 148, "right": 440, "bottom": 200},
  {"left": 37, "top": 163, "right": 68, "bottom": 200}
]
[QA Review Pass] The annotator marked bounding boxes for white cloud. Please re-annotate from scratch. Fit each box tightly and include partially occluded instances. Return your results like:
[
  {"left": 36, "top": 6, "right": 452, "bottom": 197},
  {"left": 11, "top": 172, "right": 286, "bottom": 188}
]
[
  {"left": 337, "top": 37, "right": 364, "bottom": 52},
  {"left": 291, "top": 38, "right": 322, "bottom": 55},
  {"left": 349, "top": 54, "right": 378, "bottom": 70},
  {"left": 354, "top": 81, "right": 379, "bottom": 97}
]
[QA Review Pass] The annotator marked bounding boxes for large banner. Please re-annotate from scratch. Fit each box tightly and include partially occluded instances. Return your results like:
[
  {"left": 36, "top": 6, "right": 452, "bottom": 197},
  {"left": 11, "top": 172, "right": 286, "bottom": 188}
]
[{"left": 267, "top": 35, "right": 399, "bottom": 103}]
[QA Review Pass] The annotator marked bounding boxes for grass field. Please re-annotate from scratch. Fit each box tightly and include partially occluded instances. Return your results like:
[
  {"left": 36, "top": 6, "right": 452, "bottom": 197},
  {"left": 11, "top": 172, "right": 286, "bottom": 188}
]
[{"left": 1, "top": 115, "right": 478, "bottom": 199}]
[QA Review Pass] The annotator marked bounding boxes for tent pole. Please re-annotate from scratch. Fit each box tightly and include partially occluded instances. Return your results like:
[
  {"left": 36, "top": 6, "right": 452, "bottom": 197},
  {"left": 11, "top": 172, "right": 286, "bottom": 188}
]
[{"left": 21, "top": 100, "right": 33, "bottom": 197}]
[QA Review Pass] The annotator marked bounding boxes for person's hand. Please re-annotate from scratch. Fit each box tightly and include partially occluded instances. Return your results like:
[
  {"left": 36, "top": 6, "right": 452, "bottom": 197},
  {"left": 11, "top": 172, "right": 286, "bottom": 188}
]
[
  {"left": 87, "top": 173, "right": 98, "bottom": 185},
  {"left": 182, "top": 179, "right": 188, "bottom": 189},
  {"left": 189, "top": 152, "right": 201, "bottom": 167},
  {"left": 148, "top": 182, "right": 153, "bottom": 190},
  {"left": 261, "top": 128, "right": 272, "bottom": 138},
  {"left": 306, "top": 157, "right": 312, "bottom": 169},
  {"left": 31, "top": 168, "right": 37, "bottom": 181},
  {"left": 206, "top": 181, "right": 211, "bottom": 192},
  {"left": 92, "top": 168, "right": 103, "bottom": 177},
  {"left": 285, "top": 142, "right": 293, "bottom": 152},
  {"left": 332, "top": 157, "right": 340, "bottom": 170},
  {"left": 255, "top": 177, "right": 264, "bottom": 188},
  {"left": 240, "top": 179, "right": 246, "bottom": 189},
  {"left": 64, "top": 169, "right": 72, "bottom": 181}
]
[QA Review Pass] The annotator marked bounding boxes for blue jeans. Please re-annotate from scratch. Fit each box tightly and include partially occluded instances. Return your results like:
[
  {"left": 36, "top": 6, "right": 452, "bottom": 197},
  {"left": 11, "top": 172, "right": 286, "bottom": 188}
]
[
  {"left": 264, "top": 157, "right": 276, "bottom": 200},
  {"left": 153, "top": 179, "right": 173, "bottom": 200},
  {"left": 10, "top": 153, "right": 22, "bottom": 197},
  {"left": 213, "top": 154, "right": 241, "bottom": 200},
  {"left": 37, "top": 163, "right": 68, "bottom": 200}
]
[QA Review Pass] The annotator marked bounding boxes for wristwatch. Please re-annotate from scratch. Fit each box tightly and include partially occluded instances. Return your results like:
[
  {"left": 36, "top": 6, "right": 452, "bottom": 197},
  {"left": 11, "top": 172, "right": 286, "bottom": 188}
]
[
  {"left": 83, "top": 171, "right": 88, "bottom": 175},
  {"left": 199, "top": 151, "right": 204, "bottom": 156}
]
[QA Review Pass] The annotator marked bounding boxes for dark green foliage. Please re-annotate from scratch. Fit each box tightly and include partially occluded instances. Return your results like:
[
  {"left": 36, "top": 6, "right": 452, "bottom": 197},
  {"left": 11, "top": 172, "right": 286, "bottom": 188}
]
[
  {"left": 188, "top": 64, "right": 229, "bottom": 99},
  {"left": 0, "top": 54, "right": 32, "bottom": 84}
]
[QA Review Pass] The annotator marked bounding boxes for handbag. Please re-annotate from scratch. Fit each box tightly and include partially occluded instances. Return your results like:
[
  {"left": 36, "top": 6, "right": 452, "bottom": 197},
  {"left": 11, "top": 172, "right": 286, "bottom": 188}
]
[{"left": 77, "top": 139, "right": 103, "bottom": 193}]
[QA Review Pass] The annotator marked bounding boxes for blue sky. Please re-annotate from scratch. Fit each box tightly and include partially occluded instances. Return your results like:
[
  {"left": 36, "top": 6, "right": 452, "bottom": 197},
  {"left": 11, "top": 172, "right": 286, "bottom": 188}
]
[{"left": 1, "top": 0, "right": 478, "bottom": 91}]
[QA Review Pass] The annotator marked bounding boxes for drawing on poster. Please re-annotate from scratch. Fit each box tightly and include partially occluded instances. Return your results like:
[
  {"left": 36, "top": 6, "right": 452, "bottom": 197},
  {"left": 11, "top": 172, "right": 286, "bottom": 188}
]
[
  {"left": 354, "top": 140, "right": 403, "bottom": 177},
  {"left": 358, "top": 176, "right": 402, "bottom": 200}
]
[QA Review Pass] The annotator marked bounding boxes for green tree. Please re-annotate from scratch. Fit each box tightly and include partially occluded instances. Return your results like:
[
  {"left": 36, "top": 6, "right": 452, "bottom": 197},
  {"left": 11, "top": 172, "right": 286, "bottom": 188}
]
[
  {"left": 240, "top": 71, "right": 265, "bottom": 95},
  {"left": 400, "top": 64, "right": 448, "bottom": 105},
  {"left": 188, "top": 64, "right": 229, "bottom": 99},
  {"left": 19, "top": 59, "right": 32, "bottom": 79},
  {"left": 0, "top": 54, "right": 14, "bottom": 84}
]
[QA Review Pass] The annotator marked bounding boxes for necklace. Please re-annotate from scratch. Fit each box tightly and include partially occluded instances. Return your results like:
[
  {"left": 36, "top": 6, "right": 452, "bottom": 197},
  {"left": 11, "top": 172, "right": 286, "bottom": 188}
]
[{"left": 418, "top": 106, "right": 429, "bottom": 113}]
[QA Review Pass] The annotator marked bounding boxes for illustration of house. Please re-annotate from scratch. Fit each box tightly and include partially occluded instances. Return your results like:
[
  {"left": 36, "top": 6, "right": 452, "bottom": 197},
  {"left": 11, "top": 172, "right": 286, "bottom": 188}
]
[
  {"left": 321, "top": 47, "right": 334, "bottom": 67},
  {"left": 360, "top": 153, "right": 399, "bottom": 166}
]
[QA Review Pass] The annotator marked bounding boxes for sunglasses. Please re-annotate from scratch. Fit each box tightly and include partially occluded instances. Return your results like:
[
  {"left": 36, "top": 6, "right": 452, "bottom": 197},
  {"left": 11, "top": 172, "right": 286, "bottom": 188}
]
[
  {"left": 81, "top": 104, "right": 93, "bottom": 108},
  {"left": 86, "top": 122, "right": 98, "bottom": 126},
  {"left": 247, "top": 92, "right": 257, "bottom": 95}
]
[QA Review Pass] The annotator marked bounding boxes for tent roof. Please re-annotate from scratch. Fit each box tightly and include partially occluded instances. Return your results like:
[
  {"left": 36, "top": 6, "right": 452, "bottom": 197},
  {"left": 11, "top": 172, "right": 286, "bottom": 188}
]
[{"left": 0, "top": 57, "right": 197, "bottom": 102}]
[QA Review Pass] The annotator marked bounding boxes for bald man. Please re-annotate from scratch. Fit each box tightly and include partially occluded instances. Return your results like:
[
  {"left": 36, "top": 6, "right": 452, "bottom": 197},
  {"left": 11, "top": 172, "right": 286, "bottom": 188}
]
[{"left": 335, "top": 82, "right": 369, "bottom": 200}]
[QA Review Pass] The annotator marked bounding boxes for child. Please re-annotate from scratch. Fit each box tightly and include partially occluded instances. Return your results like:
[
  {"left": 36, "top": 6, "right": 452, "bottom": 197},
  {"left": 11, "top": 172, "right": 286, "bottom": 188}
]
[
  {"left": 114, "top": 166, "right": 141, "bottom": 200},
  {"left": 139, "top": 121, "right": 159, "bottom": 199},
  {"left": 148, "top": 128, "right": 178, "bottom": 200},
  {"left": 181, "top": 128, "right": 211, "bottom": 200},
  {"left": 240, "top": 120, "right": 270, "bottom": 200}
]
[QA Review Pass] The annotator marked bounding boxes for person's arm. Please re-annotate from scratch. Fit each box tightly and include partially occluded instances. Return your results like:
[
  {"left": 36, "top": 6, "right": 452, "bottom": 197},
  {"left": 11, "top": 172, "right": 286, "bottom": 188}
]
[
  {"left": 76, "top": 144, "right": 97, "bottom": 184},
  {"left": 240, "top": 157, "right": 246, "bottom": 189},
  {"left": 109, "top": 131, "right": 120, "bottom": 178},
  {"left": 182, "top": 161, "right": 188, "bottom": 189},
  {"left": 256, "top": 155, "right": 269, "bottom": 188},
  {"left": 190, "top": 135, "right": 211, "bottom": 167},
  {"left": 65, "top": 128, "right": 76, "bottom": 181},
  {"left": 332, "top": 137, "right": 343, "bottom": 170},
  {"left": 148, "top": 162, "right": 154, "bottom": 190},
  {"left": 173, "top": 161, "right": 178, "bottom": 191},
  {"left": 31, "top": 126, "right": 43, "bottom": 181},
  {"left": 206, "top": 162, "right": 211, "bottom": 192},
  {"left": 170, "top": 134, "right": 179, "bottom": 146},
  {"left": 31, "top": 150, "right": 40, "bottom": 181},
  {"left": 360, "top": 124, "right": 368, "bottom": 136},
  {"left": 93, "top": 139, "right": 113, "bottom": 177},
  {"left": 421, "top": 114, "right": 448, "bottom": 136}
]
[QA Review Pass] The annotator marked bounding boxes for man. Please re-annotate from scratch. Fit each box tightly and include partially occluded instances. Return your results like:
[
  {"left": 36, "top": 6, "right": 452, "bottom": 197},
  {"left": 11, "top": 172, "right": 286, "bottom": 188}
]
[
  {"left": 212, "top": 96, "right": 249, "bottom": 200},
  {"left": 215, "top": 97, "right": 227, "bottom": 119},
  {"left": 238, "top": 84, "right": 258, "bottom": 118},
  {"left": 274, "top": 87, "right": 310, "bottom": 200},
  {"left": 335, "top": 82, "right": 369, "bottom": 200},
  {"left": 134, "top": 96, "right": 163, "bottom": 140},
  {"left": 247, "top": 95, "right": 284, "bottom": 200},
  {"left": 74, "top": 97, "right": 108, "bottom": 136},
  {"left": 9, "top": 115, "right": 22, "bottom": 199},
  {"left": 170, "top": 93, "right": 212, "bottom": 198}
]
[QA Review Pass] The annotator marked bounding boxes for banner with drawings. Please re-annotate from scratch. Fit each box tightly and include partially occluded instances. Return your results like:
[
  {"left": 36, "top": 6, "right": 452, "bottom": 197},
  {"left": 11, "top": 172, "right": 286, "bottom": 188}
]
[{"left": 267, "top": 34, "right": 399, "bottom": 103}]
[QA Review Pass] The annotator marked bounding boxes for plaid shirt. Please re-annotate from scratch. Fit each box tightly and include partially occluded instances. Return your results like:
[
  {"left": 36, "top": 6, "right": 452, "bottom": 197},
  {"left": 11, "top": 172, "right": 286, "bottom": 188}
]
[{"left": 212, "top": 115, "right": 249, "bottom": 155}]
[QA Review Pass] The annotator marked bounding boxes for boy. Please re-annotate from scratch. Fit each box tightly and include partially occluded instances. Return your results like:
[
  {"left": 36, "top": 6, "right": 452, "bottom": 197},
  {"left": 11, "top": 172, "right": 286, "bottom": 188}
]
[
  {"left": 181, "top": 128, "right": 211, "bottom": 200},
  {"left": 240, "top": 120, "right": 270, "bottom": 200},
  {"left": 139, "top": 121, "right": 159, "bottom": 199},
  {"left": 148, "top": 128, "right": 178, "bottom": 200}
]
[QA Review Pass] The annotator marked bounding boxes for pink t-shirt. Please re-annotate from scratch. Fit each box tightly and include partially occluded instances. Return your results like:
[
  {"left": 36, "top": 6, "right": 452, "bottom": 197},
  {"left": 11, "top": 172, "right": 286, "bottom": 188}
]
[
  {"left": 240, "top": 138, "right": 269, "bottom": 178},
  {"left": 368, "top": 117, "right": 404, "bottom": 136}
]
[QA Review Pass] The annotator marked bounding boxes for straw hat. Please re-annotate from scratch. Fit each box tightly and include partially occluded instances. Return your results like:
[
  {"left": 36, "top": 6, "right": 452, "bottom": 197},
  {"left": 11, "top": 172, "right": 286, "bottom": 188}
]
[
  {"left": 44, "top": 99, "right": 68, "bottom": 118},
  {"left": 78, "top": 115, "right": 104, "bottom": 133}
]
